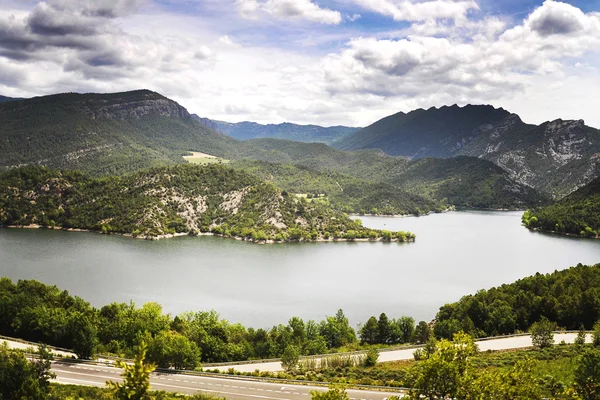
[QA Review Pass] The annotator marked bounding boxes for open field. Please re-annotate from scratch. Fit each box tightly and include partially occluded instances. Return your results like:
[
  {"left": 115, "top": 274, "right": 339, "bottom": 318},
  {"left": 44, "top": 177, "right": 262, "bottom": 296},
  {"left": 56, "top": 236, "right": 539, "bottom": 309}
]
[{"left": 183, "top": 151, "right": 230, "bottom": 165}]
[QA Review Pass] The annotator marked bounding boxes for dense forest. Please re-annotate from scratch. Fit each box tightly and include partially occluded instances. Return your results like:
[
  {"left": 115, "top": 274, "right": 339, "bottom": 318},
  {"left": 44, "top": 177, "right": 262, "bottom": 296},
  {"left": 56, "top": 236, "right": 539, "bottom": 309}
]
[
  {"left": 434, "top": 263, "right": 600, "bottom": 339},
  {"left": 523, "top": 177, "right": 600, "bottom": 237},
  {"left": 0, "top": 165, "right": 414, "bottom": 242}
]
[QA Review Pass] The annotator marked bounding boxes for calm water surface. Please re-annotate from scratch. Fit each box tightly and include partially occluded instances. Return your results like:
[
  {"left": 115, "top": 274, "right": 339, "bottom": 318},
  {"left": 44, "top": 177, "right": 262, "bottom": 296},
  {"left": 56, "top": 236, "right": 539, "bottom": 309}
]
[{"left": 1, "top": 211, "right": 599, "bottom": 328}]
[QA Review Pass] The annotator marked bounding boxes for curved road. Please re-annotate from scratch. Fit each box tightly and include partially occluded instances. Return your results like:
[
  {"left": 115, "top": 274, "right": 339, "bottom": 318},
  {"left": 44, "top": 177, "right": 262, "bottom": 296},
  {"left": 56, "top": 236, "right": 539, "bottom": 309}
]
[
  {"left": 51, "top": 361, "right": 405, "bottom": 400},
  {"left": 209, "top": 332, "right": 591, "bottom": 373}
]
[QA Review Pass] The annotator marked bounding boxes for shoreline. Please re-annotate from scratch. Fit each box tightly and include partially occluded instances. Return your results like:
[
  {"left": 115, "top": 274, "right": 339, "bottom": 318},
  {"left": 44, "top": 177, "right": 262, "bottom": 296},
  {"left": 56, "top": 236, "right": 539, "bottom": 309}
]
[
  {"left": 2, "top": 224, "right": 415, "bottom": 244},
  {"left": 524, "top": 226, "right": 600, "bottom": 240}
]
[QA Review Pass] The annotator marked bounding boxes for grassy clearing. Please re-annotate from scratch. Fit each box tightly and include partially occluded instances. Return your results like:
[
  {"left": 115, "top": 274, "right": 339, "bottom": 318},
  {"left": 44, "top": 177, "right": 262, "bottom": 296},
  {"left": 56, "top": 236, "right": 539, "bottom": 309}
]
[
  {"left": 293, "top": 193, "right": 328, "bottom": 203},
  {"left": 183, "top": 151, "right": 230, "bottom": 165}
]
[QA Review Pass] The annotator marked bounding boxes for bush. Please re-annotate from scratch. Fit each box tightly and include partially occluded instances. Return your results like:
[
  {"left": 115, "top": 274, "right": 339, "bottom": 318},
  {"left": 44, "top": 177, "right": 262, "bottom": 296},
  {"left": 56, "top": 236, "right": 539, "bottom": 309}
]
[
  {"left": 530, "top": 317, "right": 555, "bottom": 349},
  {"left": 364, "top": 348, "right": 379, "bottom": 367}
]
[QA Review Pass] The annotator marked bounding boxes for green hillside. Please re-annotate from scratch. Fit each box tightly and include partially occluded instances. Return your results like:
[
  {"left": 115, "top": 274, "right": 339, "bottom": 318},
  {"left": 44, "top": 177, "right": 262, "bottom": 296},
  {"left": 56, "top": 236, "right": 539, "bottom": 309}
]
[
  {"left": 0, "top": 164, "right": 414, "bottom": 242},
  {"left": 0, "top": 90, "right": 242, "bottom": 176},
  {"left": 523, "top": 177, "right": 600, "bottom": 237},
  {"left": 231, "top": 159, "right": 443, "bottom": 215},
  {"left": 239, "top": 140, "right": 548, "bottom": 209}
]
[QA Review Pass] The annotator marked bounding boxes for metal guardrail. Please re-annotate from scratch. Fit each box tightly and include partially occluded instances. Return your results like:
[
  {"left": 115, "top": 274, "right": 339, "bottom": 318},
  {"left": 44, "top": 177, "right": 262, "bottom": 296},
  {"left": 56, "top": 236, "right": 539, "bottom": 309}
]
[{"left": 44, "top": 355, "right": 412, "bottom": 393}]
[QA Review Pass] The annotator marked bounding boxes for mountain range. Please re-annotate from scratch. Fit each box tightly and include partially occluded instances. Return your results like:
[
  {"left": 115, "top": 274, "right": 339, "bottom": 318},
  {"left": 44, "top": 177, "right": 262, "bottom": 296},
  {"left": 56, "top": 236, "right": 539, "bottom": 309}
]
[
  {"left": 192, "top": 115, "right": 357, "bottom": 144},
  {"left": 0, "top": 89, "right": 581, "bottom": 214},
  {"left": 334, "top": 104, "right": 600, "bottom": 197}
]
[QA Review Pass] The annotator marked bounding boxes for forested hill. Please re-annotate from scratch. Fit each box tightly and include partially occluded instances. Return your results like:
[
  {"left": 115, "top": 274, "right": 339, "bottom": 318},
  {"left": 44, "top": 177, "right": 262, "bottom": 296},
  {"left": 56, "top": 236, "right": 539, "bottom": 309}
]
[
  {"left": 333, "top": 104, "right": 600, "bottom": 196},
  {"left": 193, "top": 115, "right": 358, "bottom": 144},
  {"left": 434, "top": 263, "right": 600, "bottom": 339},
  {"left": 522, "top": 176, "right": 600, "bottom": 237},
  {"left": 0, "top": 164, "right": 414, "bottom": 242},
  {"left": 0, "top": 90, "right": 241, "bottom": 175},
  {"left": 240, "top": 140, "right": 549, "bottom": 210}
]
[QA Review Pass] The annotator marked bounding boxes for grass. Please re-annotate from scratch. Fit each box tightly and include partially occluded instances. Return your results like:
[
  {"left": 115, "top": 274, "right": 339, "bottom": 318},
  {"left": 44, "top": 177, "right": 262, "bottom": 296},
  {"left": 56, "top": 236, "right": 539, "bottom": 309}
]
[{"left": 184, "top": 151, "right": 230, "bottom": 165}]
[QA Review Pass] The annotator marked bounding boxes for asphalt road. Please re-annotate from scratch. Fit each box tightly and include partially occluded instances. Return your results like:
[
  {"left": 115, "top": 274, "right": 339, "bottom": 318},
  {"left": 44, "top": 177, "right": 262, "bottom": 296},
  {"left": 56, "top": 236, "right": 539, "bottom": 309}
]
[
  {"left": 51, "top": 361, "right": 405, "bottom": 400},
  {"left": 212, "top": 332, "right": 591, "bottom": 372}
]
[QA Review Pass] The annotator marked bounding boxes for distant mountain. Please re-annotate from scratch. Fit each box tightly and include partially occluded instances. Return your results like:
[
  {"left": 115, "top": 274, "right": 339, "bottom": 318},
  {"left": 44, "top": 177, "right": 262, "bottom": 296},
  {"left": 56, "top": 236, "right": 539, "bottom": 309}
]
[
  {"left": 0, "top": 95, "right": 22, "bottom": 103},
  {"left": 523, "top": 176, "right": 600, "bottom": 237},
  {"left": 334, "top": 105, "right": 600, "bottom": 196},
  {"left": 192, "top": 115, "right": 358, "bottom": 144},
  {"left": 0, "top": 90, "right": 241, "bottom": 175}
]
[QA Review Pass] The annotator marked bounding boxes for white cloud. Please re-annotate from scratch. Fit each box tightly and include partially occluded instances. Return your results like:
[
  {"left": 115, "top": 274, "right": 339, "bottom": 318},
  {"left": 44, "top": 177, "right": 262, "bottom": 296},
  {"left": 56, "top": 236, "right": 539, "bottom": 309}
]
[
  {"left": 1, "top": 0, "right": 600, "bottom": 129},
  {"left": 236, "top": 0, "right": 342, "bottom": 24},
  {"left": 320, "top": 1, "right": 600, "bottom": 126},
  {"left": 350, "top": 0, "right": 479, "bottom": 22},
  {"left": 348, "top": 13, "right": 362, "bottom": 21}
]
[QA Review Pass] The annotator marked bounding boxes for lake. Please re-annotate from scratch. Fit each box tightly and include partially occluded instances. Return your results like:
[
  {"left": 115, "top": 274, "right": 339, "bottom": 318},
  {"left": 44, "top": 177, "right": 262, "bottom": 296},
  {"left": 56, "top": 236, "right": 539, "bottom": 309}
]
[{"left": 1, "top": 211, "right": 599, "bottom": 328}]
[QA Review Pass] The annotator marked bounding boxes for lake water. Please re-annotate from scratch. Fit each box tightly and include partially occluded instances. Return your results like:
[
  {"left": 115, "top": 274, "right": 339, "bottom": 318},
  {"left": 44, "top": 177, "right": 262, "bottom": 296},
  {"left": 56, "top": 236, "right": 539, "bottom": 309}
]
[{"left": 1, "top": 211, "right": 600, "bottom": 328}]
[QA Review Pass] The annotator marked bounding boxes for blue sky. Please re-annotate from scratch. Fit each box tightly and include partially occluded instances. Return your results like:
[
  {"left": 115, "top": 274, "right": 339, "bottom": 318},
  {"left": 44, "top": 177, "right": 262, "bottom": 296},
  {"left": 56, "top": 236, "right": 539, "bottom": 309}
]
[{"left": 0, "top": 0, "right": 599, "bottom": 127}]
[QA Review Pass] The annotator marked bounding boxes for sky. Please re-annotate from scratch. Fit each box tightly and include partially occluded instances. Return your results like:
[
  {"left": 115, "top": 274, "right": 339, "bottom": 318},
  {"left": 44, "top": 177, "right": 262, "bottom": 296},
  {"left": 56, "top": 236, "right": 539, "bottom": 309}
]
[{"left": 0, "top": 0, "right": 599, "bottom": 128}]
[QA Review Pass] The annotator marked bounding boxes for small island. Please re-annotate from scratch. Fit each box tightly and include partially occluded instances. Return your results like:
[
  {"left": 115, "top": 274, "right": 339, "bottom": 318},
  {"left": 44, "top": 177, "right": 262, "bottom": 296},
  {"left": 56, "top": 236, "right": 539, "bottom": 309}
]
[{"left": 0, "top": 165, "right": 415, "bottom": 243}]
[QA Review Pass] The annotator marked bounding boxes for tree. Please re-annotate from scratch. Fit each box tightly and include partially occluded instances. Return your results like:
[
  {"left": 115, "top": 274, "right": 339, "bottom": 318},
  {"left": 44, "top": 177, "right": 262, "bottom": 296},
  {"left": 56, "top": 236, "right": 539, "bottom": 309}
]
[
  {"left": 575, "top": 323, "right": 587, "bottom": 346},
  {"left": 359, "top": 317, "right": 378, "bottom": 345},
  {"left": 311, "top": 386, "right": 350, "bottom": 400},
  {"left": 593, "top": 321, "right": 600, "bottom": 346},
  {"left": 364, "top": 348, "right": 379, "bottom": 367},
  {"left": 414, "top": 321, "right": 431, "bottom": 344},
  {"left": 397, "top": 316, "right": 415, "bottom": 344},
  {"left": 574, "top": 349, "right": 600, "bottom": 400},
  {"left": 530, "top": 317, "right": 555, "bottom": 349},
  {"left": 0, "top": 342, "right": 55, "bottom": 400},
  {"left": 69, "top": 313, "right": 99, "bottom": 359},
  {"left": 281, "top": 345, "right": 301, "bottom": 371},
  {"left": 107, "top": 341, "right": 156, "bottom": 400},
  {"left": 147, "top": 331, "right": 201, "bottom": 370},
  {"left": 377, "top": 313, "right": 391, "bottom": 344},
  {"left": 406, "top": 332, "right": 478, "bottom": 400}
]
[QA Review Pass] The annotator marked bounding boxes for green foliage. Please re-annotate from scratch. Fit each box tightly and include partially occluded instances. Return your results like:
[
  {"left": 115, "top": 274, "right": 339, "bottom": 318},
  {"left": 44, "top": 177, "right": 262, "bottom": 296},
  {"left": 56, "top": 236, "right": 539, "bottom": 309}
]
[
  {"left": 434, "top": 263, "right": 600, "bottom": 338},
  {"left": 0, "top": 342, "right": 55, "bottom": 400},
  {"left": 0, "top": 164, "right": 405, "bottom": 242},
  {"left": 406, "top": 332, "right": 478, "bottom": 399},
  {"left": 364, "top": 348, "right": 379, "bottom": 367},
  {"left": 574, "top": 349, "right": 600, "bottom": 400},
  {"left": 146, "top": 331, "right": 201, "bottom": 370},
  {"left": 310, "top": 386, "right": 350, "bottom": 400},
  {"left": 593, "top": 321, "right": 600, "bottom": 347},
  {"left": 523, "top": 177, "right": 600, "bottom": 237},
  {"left": 530, "top": 317, "right": 556, "bottom": 349},
  {"left": 281, "top": 345, "right": 301, "bottom": 371},
  {"left": 414, "top": 321, "right": 431, "bottom": 344},
  {"left": 107, "top": 341, "right": 156, "bottom": 400},
  {"left": 575, "top": 324, "right": 587, "bottom": 346}
]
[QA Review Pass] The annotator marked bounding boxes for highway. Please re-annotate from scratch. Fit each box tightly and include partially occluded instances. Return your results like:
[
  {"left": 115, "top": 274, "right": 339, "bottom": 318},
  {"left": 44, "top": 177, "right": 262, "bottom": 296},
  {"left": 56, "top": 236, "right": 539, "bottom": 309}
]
[
  {"left": 51, "top": 361, "right": 405, "bottom": 400},
  {"left": 210, "top": 332, "right": 591, "bottom": 372}
]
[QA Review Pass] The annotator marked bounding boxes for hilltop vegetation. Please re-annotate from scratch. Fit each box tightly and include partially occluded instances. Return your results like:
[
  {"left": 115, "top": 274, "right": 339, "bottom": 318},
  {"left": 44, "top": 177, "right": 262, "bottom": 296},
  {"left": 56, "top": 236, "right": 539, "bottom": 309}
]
[
  {"left": 0, "top": 90, "right": 242, "bottom": 176},
  {"left": 434, "top": 263, "right": 600, "bottom": 339},
  {"left": 0, "top": 164, "right": 414, "bottom": 242},
  {"left": 523, "top": 177, "right": 600, "bottom": 237}
]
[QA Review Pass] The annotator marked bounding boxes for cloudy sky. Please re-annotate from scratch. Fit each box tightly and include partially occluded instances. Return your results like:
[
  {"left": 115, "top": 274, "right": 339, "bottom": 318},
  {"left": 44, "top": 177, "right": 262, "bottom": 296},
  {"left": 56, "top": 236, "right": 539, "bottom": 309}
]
[{"left": 1, "top": 0, "right": 599, "bottom": 127}]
